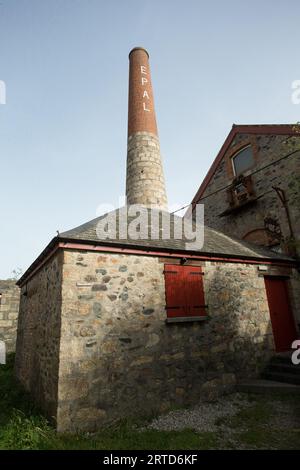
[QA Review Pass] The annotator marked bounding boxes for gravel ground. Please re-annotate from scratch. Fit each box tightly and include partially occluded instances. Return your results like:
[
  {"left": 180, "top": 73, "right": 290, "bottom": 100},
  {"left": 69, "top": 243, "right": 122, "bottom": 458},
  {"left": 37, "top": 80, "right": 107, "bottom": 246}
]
[
  {"left": 141, "top": 393, "right": 300, "bottom": 449},
  {"left": 146, "top": 393, "right": 251, "bottom": 433}
]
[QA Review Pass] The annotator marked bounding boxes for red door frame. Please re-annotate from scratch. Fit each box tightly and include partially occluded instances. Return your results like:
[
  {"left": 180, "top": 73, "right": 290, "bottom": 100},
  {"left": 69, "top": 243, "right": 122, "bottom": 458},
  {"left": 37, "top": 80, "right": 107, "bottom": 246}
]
[{"left": 264, "top": 276, "right": 298, "bottom": 352}]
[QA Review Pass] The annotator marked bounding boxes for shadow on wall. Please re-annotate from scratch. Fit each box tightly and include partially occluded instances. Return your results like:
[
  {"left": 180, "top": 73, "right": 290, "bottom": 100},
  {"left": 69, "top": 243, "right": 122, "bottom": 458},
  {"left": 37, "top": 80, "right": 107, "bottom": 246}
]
[
  {"left": 14, "top": 256, "right": 63, "bottom": 424},
  {"left": 205, "top": 266, "right": 274, "bottom": 379}
]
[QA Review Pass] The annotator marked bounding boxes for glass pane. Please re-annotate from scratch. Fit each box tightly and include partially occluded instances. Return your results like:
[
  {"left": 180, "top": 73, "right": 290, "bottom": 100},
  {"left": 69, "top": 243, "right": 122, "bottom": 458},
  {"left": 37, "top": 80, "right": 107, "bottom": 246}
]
[{"left": 232, "top": 146, "right": 254, "bottom": 175}]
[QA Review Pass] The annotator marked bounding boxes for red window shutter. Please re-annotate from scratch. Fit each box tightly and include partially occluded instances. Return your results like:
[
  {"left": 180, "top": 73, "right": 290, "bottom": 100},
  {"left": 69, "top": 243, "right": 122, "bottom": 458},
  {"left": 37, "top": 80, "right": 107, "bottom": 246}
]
[
  {"left": 164, "top": 264, "right": 186, "bottom": 317},
  {"left": 184, "top": 266, "right": 206, "bottom": 317},
  {"left": 164, "top": 264, "right": 206, "bottom": 318}
]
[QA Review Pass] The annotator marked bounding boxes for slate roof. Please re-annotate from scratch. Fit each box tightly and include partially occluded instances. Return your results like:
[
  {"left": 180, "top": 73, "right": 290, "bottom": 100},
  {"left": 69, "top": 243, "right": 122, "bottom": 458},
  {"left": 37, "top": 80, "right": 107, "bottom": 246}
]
[
  {"left": 17, "top": 207, "right": 295, "bottom": 286},
  {"left": 59, "top": 207, "right": 292, "bottom": 261}
]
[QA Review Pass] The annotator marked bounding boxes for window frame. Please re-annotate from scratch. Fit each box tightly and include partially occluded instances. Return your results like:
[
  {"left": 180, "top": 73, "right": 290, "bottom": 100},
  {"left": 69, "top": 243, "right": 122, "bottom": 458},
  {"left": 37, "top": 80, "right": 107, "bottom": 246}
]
[{"left": 231, "top": 145, "right": 254, "bottom": 177}]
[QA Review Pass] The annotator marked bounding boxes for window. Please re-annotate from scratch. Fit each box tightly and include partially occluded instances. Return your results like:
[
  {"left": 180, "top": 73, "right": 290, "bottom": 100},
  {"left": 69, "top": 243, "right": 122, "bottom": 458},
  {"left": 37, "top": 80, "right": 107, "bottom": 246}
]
[
  {"left": 232, "top": 146, "right": 254, "bottom": 176},
  {"left": 164, "top": 264, "right": 207, "bottom": 322},
  {"left": 225, "top": 175, "right": 255, "bottom": 211}
]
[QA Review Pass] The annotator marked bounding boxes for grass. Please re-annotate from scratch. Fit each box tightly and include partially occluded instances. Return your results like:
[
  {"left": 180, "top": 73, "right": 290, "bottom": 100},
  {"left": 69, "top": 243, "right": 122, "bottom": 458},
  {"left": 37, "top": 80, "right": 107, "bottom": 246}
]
[
  {"left": 217, "top": 394, "right": 300, "bottom": 449},
  {"left": 0, "top": 354, "right": 216, "bottom": 450},
  {"left": 0, "top": 354, "right": 299, "bottom": 450}
]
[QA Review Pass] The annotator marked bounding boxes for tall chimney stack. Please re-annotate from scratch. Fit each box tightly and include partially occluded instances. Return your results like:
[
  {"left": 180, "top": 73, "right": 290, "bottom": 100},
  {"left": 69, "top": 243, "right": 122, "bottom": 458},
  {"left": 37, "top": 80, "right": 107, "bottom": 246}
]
[{"left": 126, "top": 47, "right": 168, "bottom": 210}]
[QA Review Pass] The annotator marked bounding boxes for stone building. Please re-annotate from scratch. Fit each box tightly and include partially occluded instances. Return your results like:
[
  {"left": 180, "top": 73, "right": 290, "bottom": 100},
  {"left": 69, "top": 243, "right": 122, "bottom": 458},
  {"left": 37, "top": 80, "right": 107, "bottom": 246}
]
[
  {"left": 15, "top": 48, "right": 299, "bottom": 432},
  {"left": 0, "top": 280, "right": 20, "bottom": 353},
  {"left": 188, "top": 124, "right": 300, "bottom": 256}
]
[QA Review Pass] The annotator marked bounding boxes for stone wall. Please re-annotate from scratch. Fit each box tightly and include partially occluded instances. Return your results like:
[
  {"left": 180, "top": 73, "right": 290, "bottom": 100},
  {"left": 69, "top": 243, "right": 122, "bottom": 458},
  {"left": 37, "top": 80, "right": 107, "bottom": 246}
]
[
  {"left": 56, "top": 249, "right": 278, "bottom": 432},
  {"left": 196, "top": 134, "right": 300, "bottom": 254},
  {"left": 0, "top": 280, "right": 20, "bottom": 353},
  {"left": 14, "top": 252, "right": 63, "bottom": 419},
  {"left": 126, "top": 132, "right": 168, "bottom": 209},
  {"left": 15, "top": 247, "right": 299, "bottom": 432}
]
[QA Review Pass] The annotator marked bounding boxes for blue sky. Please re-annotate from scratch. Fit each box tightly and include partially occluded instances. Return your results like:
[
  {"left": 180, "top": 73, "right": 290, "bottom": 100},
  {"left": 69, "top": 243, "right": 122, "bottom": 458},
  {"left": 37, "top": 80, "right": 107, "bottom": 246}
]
[{"left": 0, "top": 0, "right": 299, "bottom": 278}]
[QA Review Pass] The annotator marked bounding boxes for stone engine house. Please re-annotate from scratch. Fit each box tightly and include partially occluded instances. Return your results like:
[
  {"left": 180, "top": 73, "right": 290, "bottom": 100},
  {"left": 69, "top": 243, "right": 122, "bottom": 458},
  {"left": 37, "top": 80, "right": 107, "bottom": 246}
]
[
  {"left": 15, "top": 48, "right": 300, "bottom": 432},
  {"left": 189, "top": 124, "right": 300, "bottom": 257}
]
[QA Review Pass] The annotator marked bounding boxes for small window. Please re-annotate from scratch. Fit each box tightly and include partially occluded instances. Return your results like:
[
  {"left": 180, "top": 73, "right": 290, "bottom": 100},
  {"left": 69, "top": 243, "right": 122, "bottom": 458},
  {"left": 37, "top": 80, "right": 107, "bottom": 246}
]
[
  {"left": 234, "top": 182, "right": 247, "bottom": 195},
  {"left": 164, "top": 264, "right": 207, "bottom": 322},
  {"left": 232, "top": 146, "right": 254, "bottom": 176}
]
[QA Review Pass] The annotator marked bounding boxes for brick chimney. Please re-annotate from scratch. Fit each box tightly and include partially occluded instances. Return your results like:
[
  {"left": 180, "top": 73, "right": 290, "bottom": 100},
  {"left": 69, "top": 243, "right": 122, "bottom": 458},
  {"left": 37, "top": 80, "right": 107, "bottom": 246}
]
[{"left": 126, "top": 47, "right": 168, "bottom": 210}]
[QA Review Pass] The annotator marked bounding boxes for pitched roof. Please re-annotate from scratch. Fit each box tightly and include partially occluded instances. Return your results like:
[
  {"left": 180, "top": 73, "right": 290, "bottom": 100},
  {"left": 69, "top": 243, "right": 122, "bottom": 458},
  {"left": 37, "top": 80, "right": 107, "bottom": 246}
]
[
  {"left": 17, "top": 207, "right": 295, "bottom": 286},
  {"left": 59, "top": 207, "right": 291, "bottom": 261},
  {"left": 188, "top": 124, "right": 300, "bottom": 211}
]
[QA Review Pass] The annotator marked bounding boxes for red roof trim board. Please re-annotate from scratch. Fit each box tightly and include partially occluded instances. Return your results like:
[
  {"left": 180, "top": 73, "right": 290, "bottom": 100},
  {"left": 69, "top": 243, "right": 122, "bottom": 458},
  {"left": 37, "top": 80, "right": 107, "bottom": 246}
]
[
  {"left": 187, "top": 124, "right": 300, "bottom": 216},
  {"left": 17, "top": 239, "right": 297, "bottom": 288}
]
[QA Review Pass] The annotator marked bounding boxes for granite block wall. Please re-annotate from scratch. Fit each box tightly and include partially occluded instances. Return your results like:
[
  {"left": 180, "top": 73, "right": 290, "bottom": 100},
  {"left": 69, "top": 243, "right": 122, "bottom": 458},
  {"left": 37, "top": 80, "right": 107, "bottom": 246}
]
[
  {"left": 126, "top": 132, "right": 168, "bottom": 209},
  {"left": 56, "top": 250, "right": 277, "bottom": 432},
  {"left": 15, "top": 248, "right": 299, "bottom": 432},
  {"left": 0, "top": 280, "right": 20, "bottom": 353},
  {"left": 14, "top": 252, "right": 63, "bottom": 419}
]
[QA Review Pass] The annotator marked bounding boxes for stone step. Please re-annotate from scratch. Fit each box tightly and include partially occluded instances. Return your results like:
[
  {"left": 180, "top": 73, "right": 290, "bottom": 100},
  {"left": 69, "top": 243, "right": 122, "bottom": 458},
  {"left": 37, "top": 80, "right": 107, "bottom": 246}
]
[
  {"left": 261, "top": 371, "right": 300, "bottom": 385},
  {"left": 269, "top": 353, "right": 295, "bottom": 366},
  {"left": 265, "top": 362, "right": 300, "bottom": 375},
  {"left": 237, "top": 379, "right": 300, "bottom": 394}
]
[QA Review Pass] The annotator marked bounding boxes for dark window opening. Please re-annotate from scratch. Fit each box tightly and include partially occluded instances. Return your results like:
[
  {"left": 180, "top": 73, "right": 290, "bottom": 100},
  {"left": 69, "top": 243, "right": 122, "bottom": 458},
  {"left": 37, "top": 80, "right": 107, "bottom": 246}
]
[{"left": 232, "top": 146, "right": 254, "bottom": 176}]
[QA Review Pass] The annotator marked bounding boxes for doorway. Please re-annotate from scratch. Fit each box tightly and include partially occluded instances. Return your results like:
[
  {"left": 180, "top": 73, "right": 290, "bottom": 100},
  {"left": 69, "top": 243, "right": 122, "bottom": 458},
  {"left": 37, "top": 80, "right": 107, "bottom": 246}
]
[{"left": 264, "top": 276, "right": 297, "bottom": 352}]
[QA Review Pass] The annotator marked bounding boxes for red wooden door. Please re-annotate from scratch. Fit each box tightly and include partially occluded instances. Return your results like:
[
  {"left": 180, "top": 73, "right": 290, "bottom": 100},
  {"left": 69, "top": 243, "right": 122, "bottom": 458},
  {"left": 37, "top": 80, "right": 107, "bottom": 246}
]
[{"left": 264, "top": 277, "right": 297, "bottom": 352}]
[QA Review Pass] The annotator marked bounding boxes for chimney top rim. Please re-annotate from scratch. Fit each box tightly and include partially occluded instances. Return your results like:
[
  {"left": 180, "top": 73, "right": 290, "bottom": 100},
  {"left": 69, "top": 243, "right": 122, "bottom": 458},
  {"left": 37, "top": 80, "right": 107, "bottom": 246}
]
[{"left": 129, "top": 47, "right": 149, "bottom": 59}]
